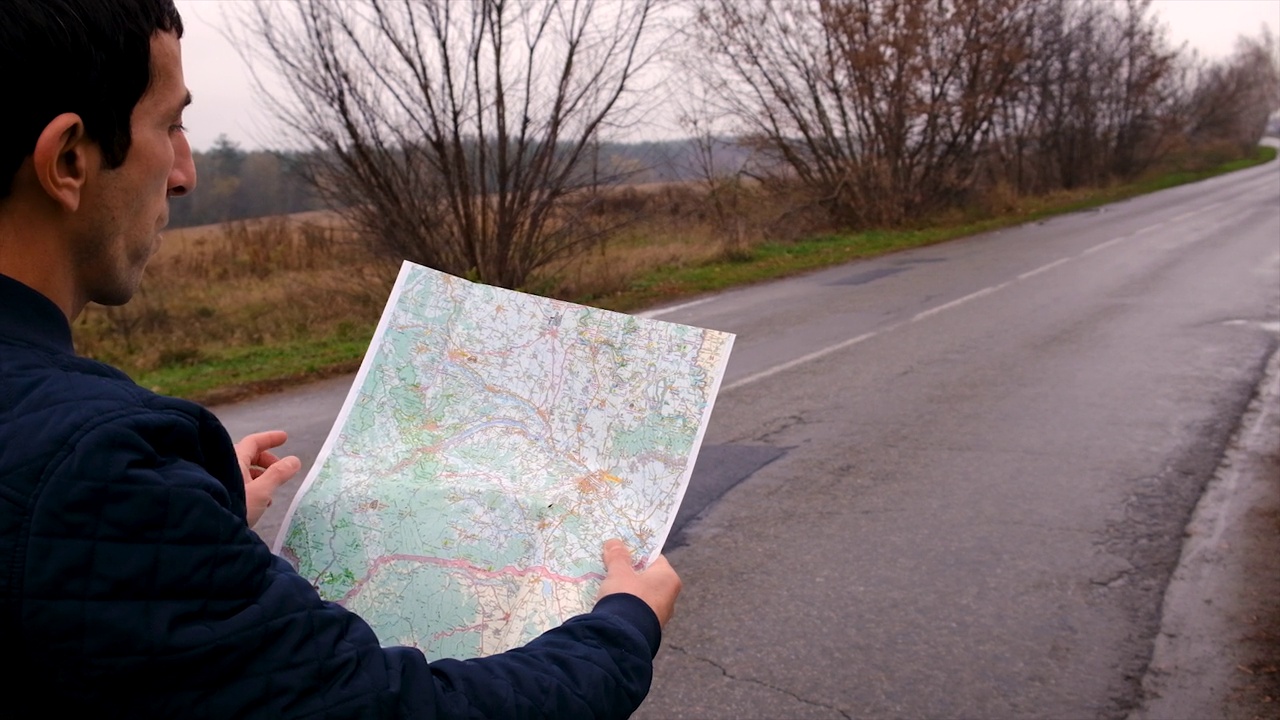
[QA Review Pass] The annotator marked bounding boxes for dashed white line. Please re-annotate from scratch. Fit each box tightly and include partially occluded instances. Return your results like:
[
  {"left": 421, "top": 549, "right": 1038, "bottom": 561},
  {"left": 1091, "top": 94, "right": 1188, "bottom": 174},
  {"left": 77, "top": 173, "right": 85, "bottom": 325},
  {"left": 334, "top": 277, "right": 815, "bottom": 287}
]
[
  {"left": 910, "top": 284, "right": 1007, "bottom": 323},
  {"left": 1167, "top": 201, "right": 1224, "bottom": 225},
  {"left": 721, "top": 331, "right": 881, "bottom": 392},
  {"left": 718, "top": 211, "right": 1219, "bottom": 392},
  {"left": 1018, "top": 257, "right": 1071, "bottom": 281},
  {"left": 637, "top": 297, "right": 717, "bottom": 319},
  {"left": 1080, "top": 236, "right": 1127, "bottom": 256}
]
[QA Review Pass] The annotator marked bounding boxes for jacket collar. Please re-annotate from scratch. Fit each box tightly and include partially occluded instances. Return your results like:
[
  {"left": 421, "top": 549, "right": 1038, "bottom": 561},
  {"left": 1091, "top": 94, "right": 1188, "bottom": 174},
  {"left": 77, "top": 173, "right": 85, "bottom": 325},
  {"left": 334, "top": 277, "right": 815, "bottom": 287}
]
[{"left": 0, "top": 273, "right": 75, "bottom": 355}]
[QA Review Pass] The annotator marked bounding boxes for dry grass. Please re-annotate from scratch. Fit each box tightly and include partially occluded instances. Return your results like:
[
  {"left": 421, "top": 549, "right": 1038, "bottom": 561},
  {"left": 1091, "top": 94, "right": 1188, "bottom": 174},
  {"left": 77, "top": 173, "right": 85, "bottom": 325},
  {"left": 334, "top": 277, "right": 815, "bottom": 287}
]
[
  {"left": 530, "top": 181, "right": 820, "bottom": 302},
  {"left": 74, "top": 185, "right": 787, "bottom": 391},
  {"left": 75, "top": 143, "right": 1272, "bottom": 401},
  {"left": 75, "top": 214, "right": 399, "bottom": 377},
  {"left": 537, "top": 221, "right": 729, "bottom": 302}
]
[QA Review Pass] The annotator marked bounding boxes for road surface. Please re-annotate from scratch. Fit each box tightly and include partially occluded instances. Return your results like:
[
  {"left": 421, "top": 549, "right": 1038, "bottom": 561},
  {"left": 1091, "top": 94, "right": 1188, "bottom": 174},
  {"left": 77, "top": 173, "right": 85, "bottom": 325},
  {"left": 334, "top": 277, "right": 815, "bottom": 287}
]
[{"left": 214, "top": 156, "right": 1280, "bottom": 718}]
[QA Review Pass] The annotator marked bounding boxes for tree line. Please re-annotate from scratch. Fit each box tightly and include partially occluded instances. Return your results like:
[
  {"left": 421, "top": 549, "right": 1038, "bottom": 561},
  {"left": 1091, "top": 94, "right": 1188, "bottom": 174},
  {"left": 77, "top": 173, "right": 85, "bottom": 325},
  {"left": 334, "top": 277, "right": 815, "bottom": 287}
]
[
  {"left": 690, "top": 0, "right": 1279, "bottom": 226},
  {"left": 222, "top": 0, "right": 1277, "bottom": 288},
  {"left": 168, "top": 135, "right": 322, "bottom": 228},
  {"left": 170, "top": 135, "right": 749, "bottom": 229}
]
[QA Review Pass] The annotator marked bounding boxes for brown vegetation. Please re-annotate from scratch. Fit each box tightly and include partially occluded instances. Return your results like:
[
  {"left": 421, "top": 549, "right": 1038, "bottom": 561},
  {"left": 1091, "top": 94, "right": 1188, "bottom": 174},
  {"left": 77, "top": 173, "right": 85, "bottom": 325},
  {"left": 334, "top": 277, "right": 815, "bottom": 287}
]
[
  {"left": 688, "top": 0, "right": 1279, "bottom": 230},
  {"left": 243, "top": 0, "right": 665, "bottom": 290},
  {"left": 75, "top": 0, "right": 1279, "bottom": 396},
  {"left": 528, "top": 180, "right": 794, "bottom": 301},
  {"left": 75, "top": 215, "right": 397, "bottom": 374},
  {"left": 74, "top": 139, "right": 1274, "bottom": 400},
  {"left": 73, "top": 178, "right": 799, "bottom": 380}
]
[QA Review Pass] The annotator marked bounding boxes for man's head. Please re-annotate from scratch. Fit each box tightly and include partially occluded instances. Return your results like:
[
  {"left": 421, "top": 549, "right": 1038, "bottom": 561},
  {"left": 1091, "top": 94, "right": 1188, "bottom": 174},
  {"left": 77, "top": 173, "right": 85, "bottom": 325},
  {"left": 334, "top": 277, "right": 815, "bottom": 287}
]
[{"left": 0, "top": 0, "right": 196, "bottom": 318}]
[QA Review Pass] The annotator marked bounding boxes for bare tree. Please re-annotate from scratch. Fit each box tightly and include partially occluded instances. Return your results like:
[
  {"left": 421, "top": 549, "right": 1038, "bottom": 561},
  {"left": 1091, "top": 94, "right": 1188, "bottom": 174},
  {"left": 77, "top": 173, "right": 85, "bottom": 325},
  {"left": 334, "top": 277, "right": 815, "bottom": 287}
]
[
  {"left": 1186, "top": 29, "right": 1280, "bottom": 154},
  {"left": 243, "top": 0, "right": 662, "bottom": 288},
  {"left": 688, "top": 0, "right": 1200, "bottom": 226},
  {"left": 987, "top": 0, "right": 1183, "bottom": 191},
  {"left": 689, "top": 0, "right": 1036, "bottom": 226},
  {"left": 675, "top": 100, "right": 754, "bottom": 257}
]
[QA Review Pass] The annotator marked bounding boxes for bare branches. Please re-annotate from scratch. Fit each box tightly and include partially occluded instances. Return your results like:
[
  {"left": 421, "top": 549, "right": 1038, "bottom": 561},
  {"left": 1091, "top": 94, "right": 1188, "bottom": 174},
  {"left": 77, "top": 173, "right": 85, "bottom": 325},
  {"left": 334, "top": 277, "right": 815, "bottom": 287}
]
[
  {"left": 241, "top": 0, "right": 1278, "bottom": 259},
  {"left": 245, "top": 0, "right": 662, "bottom": 289},
  {"left": 691, "top": 0, "right": 1035, "bottom": 226},
  {"left": 689, "top": 0, "right": 1273, "bottom": 227},
  {"left": 1184, "top": 28, "right": 1280, "bottom": 154}
]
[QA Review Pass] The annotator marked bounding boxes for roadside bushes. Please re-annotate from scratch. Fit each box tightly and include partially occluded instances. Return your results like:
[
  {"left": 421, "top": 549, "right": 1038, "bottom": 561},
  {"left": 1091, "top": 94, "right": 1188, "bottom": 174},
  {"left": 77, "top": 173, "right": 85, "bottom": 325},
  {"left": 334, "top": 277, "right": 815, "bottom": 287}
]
[{"left": 688, "top": 0, "right": 1280, "bottom": 231}]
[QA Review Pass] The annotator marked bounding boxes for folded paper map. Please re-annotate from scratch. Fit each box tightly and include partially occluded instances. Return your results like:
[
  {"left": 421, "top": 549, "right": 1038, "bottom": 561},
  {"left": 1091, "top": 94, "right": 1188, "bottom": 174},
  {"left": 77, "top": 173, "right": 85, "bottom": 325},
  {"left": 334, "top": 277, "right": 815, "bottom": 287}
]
[{"left": 274, "top": 261, "right": 733, "bottom": 658}]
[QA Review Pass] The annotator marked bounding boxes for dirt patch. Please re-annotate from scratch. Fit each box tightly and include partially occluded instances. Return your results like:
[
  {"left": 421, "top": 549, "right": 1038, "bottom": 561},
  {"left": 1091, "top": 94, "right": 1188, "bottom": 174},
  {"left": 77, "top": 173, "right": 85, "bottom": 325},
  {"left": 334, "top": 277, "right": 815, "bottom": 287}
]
[
  {"left": 1228, "top": 448, "right": 1280, "bottom": 720},
  {"left": 1133, "top": 343, "right": 1280, "bottom": 720}
]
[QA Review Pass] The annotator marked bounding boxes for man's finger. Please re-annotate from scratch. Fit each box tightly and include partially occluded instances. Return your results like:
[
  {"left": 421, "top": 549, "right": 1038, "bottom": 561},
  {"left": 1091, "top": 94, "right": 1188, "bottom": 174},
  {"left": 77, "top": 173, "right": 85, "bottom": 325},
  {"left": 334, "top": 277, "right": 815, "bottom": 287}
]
[{"left": 235, "top": 431, "right": 289, "bottom": 462}]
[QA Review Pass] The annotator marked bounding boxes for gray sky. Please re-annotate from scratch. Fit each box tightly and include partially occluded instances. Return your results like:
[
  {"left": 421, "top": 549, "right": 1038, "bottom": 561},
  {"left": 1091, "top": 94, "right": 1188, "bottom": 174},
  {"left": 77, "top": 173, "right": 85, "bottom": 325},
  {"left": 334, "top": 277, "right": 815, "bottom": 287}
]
[{"left": 174, "top": 0, "right": 1280, "bottom": 152}]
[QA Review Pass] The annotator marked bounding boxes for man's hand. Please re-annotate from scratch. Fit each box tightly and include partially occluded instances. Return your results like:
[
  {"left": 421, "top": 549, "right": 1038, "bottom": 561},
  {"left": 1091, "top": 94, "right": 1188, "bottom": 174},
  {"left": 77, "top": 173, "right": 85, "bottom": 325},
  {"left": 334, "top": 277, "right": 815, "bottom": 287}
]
[
  {"left": 234, "top": 431, "right": 301, "bottom": 527},
  {"left": 596, "top": 539, "right": 682, "bottom": 628}
]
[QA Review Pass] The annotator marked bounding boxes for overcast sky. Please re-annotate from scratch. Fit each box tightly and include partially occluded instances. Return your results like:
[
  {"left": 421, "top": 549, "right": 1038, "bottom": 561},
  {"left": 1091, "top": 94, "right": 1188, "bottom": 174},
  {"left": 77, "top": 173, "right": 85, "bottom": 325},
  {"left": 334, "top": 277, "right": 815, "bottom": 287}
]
[{"left": 173, "top": 0, "right": 1280, "bottom": 152}]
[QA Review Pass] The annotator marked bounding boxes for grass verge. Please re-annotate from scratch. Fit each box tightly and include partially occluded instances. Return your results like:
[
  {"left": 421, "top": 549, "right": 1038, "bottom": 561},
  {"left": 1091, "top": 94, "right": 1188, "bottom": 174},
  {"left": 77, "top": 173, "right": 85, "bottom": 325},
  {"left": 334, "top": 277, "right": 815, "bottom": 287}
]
[
  {"left": 592, "top": 145, "right": 1278, "bottom": 312},
  {"left": 153, "top": 144, "right": 1276, "bottom": 403},
  {"left": 135, "top": 334, "right": 372, "bottom": 405}
]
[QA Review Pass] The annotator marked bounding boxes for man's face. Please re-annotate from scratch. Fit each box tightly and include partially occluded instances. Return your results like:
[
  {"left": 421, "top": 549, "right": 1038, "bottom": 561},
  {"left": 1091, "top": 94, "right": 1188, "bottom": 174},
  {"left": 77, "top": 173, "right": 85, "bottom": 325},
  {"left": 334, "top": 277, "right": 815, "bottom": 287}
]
[{"left": 74, "top": 30, "right": 196, "bottom": 307}]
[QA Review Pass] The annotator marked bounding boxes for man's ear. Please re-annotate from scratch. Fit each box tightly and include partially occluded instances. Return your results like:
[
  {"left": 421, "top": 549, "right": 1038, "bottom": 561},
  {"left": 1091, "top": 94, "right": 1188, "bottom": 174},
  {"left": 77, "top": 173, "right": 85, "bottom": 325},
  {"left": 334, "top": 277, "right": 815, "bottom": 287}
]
[{"left": 31, "top": 113, "right": 94, "bottom": 213}]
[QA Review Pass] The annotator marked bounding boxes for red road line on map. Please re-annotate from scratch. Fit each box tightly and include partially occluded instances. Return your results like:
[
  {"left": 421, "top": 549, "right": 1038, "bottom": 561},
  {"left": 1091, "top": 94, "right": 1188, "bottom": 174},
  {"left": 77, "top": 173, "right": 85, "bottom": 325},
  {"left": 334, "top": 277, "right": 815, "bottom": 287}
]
[
  {"left": 432, "top": 621, "right": 490, "bottom": 641},
  {"left": 341, "top": 553, "right": 604, "bottom": 603}
]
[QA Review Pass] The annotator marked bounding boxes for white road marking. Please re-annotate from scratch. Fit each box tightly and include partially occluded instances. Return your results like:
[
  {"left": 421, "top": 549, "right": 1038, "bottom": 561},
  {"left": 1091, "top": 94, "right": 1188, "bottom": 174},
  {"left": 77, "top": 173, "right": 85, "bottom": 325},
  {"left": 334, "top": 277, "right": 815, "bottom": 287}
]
[
  {"left": 910, "top": 284, "right": 1008, "bottom": 322},
  {"left": 1166, "top": 201, "right": 1224, "bottom": 226},
  {"left": 636, "top": 297, "right": 718, "bottom": 319},
  {"left": 721, "top": 331, "right": 881, "bottom": 392},
  {"left": 1224, "top": 320, "right": 1280, "bottom": 333},
  {"left": 1080, "top": 236, "right": 1128, "bottom": 256},
  {"left": 719, "top": 204, "right": 1240, "bottom": 392},
  {"left": 1018, "top": 257, "right": 1071, "bottom": 280}
]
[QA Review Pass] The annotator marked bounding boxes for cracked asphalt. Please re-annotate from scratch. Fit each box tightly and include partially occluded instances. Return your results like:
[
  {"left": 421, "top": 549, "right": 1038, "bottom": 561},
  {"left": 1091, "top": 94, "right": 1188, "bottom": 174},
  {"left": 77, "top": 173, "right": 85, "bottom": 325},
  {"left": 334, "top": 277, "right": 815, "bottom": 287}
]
[
  {"left": 1133, "top": 343, "right": 1280, "bottom": 719},
  {"left": 213, "top": 156, "right": 1280, "bottom": 719},
  {"left": 628, "top": 158, "right": 1279, "bottom": 719}
]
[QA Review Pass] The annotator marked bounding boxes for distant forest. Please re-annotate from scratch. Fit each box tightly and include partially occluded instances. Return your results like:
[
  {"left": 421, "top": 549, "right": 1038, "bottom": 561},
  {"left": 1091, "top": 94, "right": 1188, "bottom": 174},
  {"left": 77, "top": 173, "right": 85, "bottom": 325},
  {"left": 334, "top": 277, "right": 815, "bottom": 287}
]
[
  {"left": 169, "top": 135, "right": 752, "bottom": 229},
  {"left": 168, "top": 136, "right": 320, "bottom": 228}
]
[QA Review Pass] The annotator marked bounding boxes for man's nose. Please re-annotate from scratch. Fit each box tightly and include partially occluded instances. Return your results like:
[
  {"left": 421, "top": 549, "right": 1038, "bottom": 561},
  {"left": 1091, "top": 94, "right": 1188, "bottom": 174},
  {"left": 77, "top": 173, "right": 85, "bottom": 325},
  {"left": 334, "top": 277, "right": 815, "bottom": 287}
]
[{"left": 168, "top": 132, "right": 197, "bottom": 198}]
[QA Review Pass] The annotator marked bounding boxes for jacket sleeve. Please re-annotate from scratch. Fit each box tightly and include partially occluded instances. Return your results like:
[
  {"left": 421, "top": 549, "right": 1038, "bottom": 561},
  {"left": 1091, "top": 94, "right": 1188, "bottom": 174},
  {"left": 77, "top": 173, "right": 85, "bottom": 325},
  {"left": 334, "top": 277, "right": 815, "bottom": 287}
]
[{"left": 18, "top": 405, "right": 660, "bottom": 719}]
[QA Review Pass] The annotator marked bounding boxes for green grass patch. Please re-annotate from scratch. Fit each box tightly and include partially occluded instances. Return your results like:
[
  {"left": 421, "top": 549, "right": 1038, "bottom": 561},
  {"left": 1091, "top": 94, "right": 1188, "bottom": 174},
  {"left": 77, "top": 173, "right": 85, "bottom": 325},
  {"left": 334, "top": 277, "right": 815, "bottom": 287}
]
[
  {"left": 592, "top": 145, "right": 1278, "bottom": 312},
  {"left": 132, "top": 332, "right": 374, "bottom": 405},
  {"left": 143, "top": 144, "right": 1275, "bottom": 401}
]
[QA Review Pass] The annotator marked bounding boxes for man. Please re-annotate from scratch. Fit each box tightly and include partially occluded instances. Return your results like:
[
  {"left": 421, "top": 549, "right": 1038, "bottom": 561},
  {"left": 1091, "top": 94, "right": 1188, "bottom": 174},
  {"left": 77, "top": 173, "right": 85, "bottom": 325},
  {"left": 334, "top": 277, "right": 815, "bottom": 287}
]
[{"left": 0, "top": 1, "right": 681, "bottom": 717}]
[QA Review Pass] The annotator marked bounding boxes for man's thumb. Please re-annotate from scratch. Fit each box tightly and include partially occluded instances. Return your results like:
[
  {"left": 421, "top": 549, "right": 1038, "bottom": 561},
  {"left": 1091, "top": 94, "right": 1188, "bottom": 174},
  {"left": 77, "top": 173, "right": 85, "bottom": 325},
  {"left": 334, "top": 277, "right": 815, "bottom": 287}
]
[
  {"left": 258, "top": 456, "right": 301, "bottom": 489},
  {"left": 602, "top": 539, "right": 635, "bottom": 575}
]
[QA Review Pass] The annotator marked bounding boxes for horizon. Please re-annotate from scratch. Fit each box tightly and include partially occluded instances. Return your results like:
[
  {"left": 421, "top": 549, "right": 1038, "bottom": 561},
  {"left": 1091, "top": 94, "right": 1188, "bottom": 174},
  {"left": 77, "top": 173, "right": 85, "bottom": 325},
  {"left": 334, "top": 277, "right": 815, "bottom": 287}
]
[{"left": 176, "top": 0, "right": 1280, "bottom": 154}]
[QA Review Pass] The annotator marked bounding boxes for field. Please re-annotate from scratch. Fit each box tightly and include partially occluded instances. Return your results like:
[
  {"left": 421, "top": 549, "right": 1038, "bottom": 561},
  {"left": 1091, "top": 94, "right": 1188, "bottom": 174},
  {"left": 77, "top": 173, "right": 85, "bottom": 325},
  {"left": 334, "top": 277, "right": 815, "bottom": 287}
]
[
  {"left": 74, "top": 145, "right": 1278, "bottom": 403},
  {"left": 75, "top": 212, "right": 393, "bottom": 401}
]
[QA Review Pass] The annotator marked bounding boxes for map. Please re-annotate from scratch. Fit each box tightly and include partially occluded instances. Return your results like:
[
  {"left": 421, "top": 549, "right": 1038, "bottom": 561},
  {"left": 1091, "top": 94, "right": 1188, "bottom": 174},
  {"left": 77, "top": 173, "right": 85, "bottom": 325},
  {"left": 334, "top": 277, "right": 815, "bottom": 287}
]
[{"left": 274, "top": 261, "right": 733, "bottom": 658}]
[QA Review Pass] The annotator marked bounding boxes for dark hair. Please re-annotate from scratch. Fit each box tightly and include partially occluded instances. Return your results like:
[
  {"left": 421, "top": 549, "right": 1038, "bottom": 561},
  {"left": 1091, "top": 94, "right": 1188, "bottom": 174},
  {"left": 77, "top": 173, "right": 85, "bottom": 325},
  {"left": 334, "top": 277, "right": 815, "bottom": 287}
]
[{"left": 0, "top": 0, "right": 184, "bottom": 199}]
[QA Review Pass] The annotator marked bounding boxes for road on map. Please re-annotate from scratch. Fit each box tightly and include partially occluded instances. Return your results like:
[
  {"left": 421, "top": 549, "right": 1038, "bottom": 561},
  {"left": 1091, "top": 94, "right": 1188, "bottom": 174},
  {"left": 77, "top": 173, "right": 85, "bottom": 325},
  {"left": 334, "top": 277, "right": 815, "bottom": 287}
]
[{"left": 214, "top": 156, "right": 1280, "bottom": 718}]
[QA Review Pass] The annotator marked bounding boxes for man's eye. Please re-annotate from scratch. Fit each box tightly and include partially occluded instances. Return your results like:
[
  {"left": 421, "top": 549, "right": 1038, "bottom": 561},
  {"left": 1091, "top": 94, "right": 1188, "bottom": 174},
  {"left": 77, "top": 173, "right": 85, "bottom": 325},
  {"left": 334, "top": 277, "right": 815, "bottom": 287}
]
[{"left": 170, "top": 123, "right": 187, "bottom": 134}]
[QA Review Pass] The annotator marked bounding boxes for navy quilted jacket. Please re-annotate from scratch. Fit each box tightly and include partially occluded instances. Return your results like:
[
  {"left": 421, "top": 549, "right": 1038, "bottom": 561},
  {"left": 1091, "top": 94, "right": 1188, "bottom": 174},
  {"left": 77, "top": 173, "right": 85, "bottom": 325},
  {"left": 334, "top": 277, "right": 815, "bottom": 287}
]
[{"left": 0, "top": 273, "right": 661, "bottom": 719}]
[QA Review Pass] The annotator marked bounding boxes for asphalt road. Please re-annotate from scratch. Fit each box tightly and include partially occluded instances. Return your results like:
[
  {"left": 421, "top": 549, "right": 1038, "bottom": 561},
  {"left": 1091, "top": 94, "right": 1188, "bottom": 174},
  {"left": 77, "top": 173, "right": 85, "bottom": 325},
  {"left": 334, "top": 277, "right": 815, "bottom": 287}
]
[{"left": 214, "top": 156, "right": 1280, "bottom": 719}]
